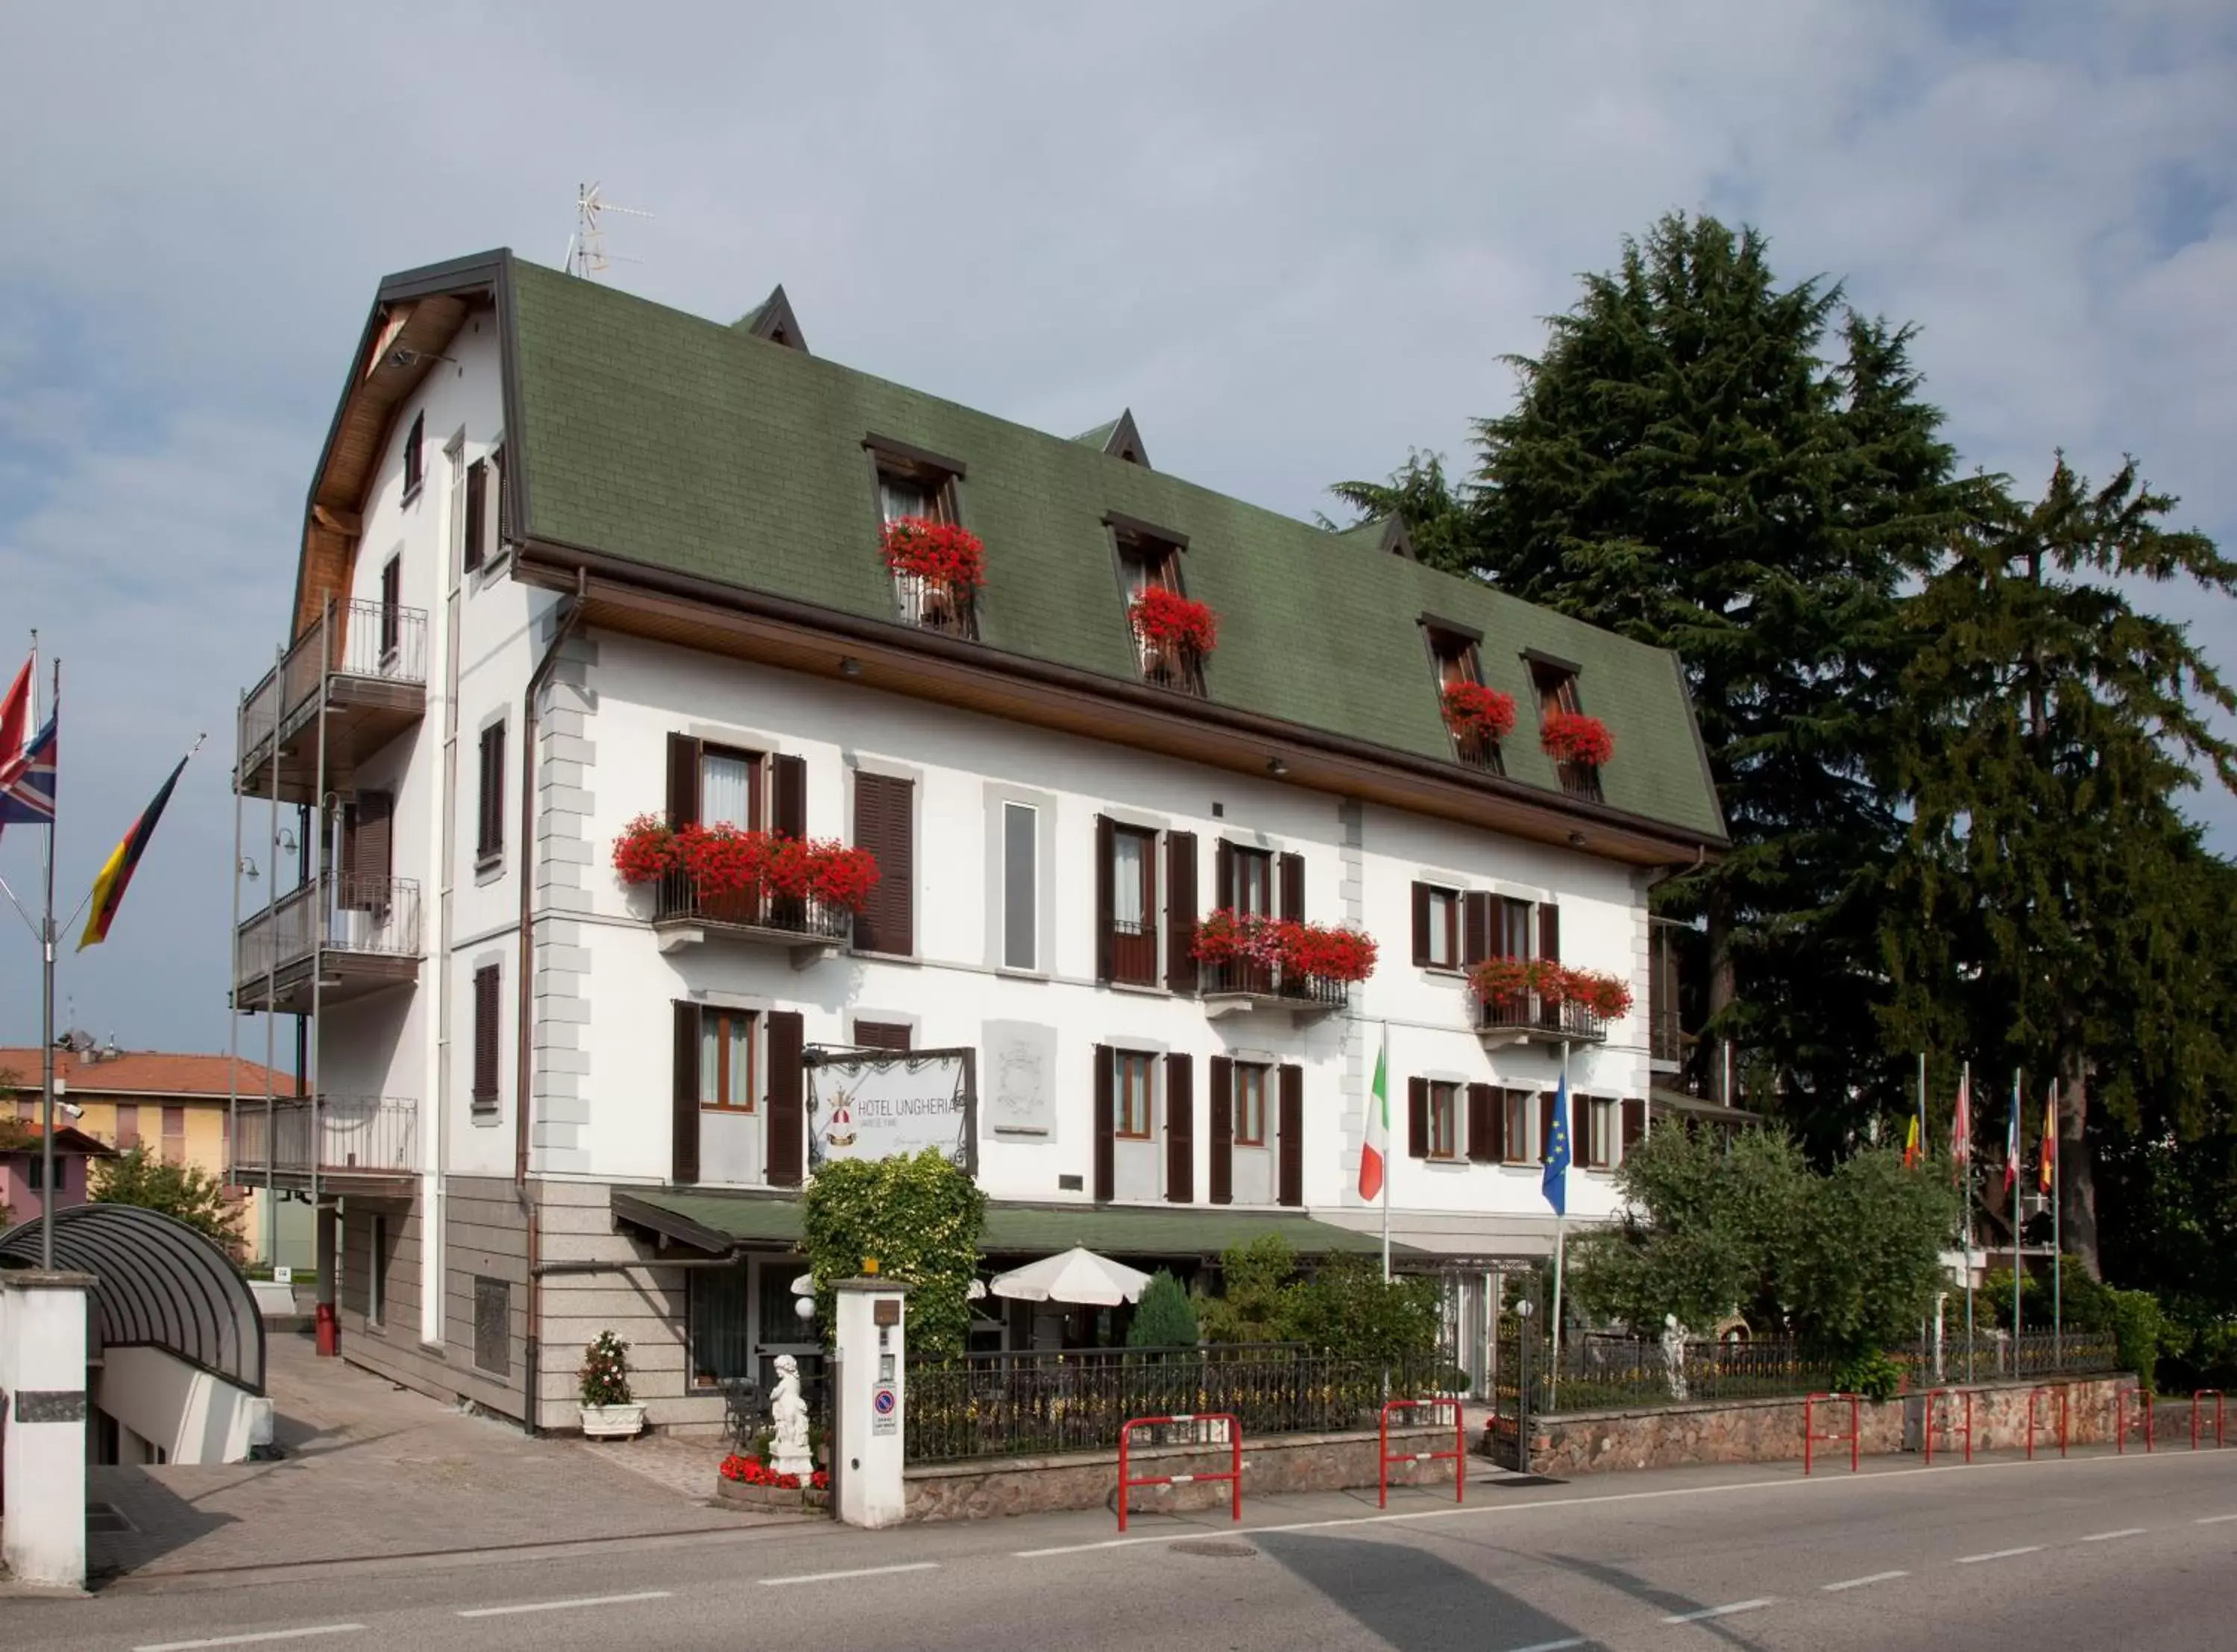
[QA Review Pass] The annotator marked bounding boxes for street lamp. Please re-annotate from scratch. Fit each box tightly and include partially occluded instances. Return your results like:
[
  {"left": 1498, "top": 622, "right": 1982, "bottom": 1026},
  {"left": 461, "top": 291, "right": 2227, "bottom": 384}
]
[{"left": 1514, "top": 1297, "right": 1534, "bottom": 1474}]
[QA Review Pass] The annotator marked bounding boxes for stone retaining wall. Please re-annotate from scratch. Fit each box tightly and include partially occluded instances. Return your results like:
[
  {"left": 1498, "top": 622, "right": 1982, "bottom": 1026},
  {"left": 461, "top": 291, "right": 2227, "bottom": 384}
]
[
  {"left": 1507, "top": 1374, "right": 2138, "bottom": 1476},
  {"left": 904, "top": 1424, "right": 1461, "bottom": 1523}
]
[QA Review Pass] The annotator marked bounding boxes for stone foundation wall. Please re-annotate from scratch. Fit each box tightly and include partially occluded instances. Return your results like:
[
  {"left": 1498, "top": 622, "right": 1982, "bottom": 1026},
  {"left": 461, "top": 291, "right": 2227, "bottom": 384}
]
[
  {"left": 904, "top": 1424, "right": 1462, "bottom": 1523},
  {"left": 1509, "top": 1374, "right": 2138, "bottom": 1476}
]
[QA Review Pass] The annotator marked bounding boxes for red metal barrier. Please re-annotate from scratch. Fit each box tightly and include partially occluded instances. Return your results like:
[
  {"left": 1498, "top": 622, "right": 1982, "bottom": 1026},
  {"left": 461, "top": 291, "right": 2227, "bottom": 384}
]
[
  {"left": 1116, "top": 1413, "right": 1242, "bottom": 1533},
  {"left": 2193, "top": 1390, "right": 2226, "bottom": 1451},
  {"left": 1378, "top": 1399, "right": 1465, "bottom": 1510},
  {"left": 2025, "top": 1385, "right": 2069, "bottom": 1460},
  {"left": 1922, "top": 1387, "right": 1974, "bottom": 1466},
  {"left": 2116, "top": 1389, "right": 2156, "bottom": 1454},
  {"left": 1805, "top": 1393, "right": 1861, "bottom": 1476}
]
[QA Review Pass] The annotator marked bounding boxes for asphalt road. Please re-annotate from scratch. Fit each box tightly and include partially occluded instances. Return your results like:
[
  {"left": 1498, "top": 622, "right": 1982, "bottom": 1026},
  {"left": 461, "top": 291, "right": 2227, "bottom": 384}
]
[{"left": 6, "top": 1448, "right": 2233, "bottom": 1651}]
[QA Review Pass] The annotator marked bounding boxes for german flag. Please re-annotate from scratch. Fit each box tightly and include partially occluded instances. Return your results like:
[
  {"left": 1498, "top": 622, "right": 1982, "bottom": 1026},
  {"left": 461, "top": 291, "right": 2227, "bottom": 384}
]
[{"left": 79, "top": 752, "right": 189, "bottom": 950}]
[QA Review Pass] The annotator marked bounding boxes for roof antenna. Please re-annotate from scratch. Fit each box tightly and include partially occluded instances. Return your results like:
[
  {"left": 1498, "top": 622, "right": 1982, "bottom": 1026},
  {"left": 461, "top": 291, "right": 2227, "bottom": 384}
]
[{"left": 564, "top": 181, "right": 653, "bottom": 280}]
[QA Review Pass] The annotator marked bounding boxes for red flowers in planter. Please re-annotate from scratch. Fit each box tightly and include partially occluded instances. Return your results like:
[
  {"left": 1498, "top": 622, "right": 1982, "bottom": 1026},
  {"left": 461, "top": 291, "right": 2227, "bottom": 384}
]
[
  {"left": 1467, "top": 957, "right": 1634, "bottom": 1019},
  {"left": 609, "top": 819, "right": 881, "bottom": 914},
  {"left": 1191, "top": 909, "right": 1378, "bottom": 984},
  {"left": 719, "top": 1455, "right": 831, "bottom": 1492},
  {"left": 881, "top": 517, "right": 985, "bottom": 591},
  {"left": 1128, "top": 586, "right": 1218, "bottom": 656},
  {"left": 1441, "top": 681, "right": 1517, "bottom": 745},
  {"left": 1540, "top": 710, "right": 1614, "bottom": 768}
]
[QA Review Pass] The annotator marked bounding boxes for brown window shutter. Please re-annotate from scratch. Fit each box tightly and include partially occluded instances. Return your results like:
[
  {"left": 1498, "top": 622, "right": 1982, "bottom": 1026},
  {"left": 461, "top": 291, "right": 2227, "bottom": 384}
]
[
  {"left": 672, "top": 1001, "right": 701, "bottom": 1185},
  {"left": 337, "top": 800, "right": 359, "bottom": 895},
  {"left": 1467, "top": 1083, "right": 1498, "bottom": 1163},
  {"left": 1278, "top": 851, "right": 1304, "bottom": 922},
  {"left": 852, "top": 1021, "right": 911, "bottom": 1052},
  {"left": 1165, "top": 1053, "right": 1194, "bottom": 1204},
  {"left": 1463, "top": 892, "right": 1492, "bottom": 968},
  {"left": 1622, "top": 1097, "right": 1646, "bottom": 1153},
  {"left": 666, "top": 732, "right": 703, "bottom": 828},
  {"left": 1165, "top": 830, "right": 1198, "bottom": 994},
  {"left": 1093, "top": 1044, "right": 1115, "bottom": 1202},
  {"left": 771, "top": 753, "right": 807, "bottom": 838},
  {"left": 765, "top": 1011, "right": 805, "bottom": 1186},
  {"left": 1538, "top": 902, "right": 1561, "bottom": 962},
  {"left": 357, "top": 789, "right": 392, "bottom": 882},
  {"left": 1411, "top": 881, "right": 1432, "bottom": 966},
  {"left": 852, "top": 774, "right": 913, "bottom": 954},
  {"left": 493, "top": 444, "right": 510, "bottom": 546},
  {"left": 478, "top": 724, "right": 506, "bottom": 859},
  {"left": 1407, "top": 1076, "right": 1429, "bottom": 1159},
  {"left": 1094, "top": 815, "right": 1115, "bottom": 983},
  {"left": 472, "top": 964, "right": 500, "bottom": 1106},
  {"left": 1214, "top": 839, "right": 1236, "bottom": 909},
  {"left": 1206, "top": 1056, "right": 1233, "bottom": 1205},
  {"left": 1540, "top": 1091, "right": 1558, "bottom": 1163},
  {"left": 463, "top": 458, "right": 488, "bottom": 572},
  {"left": 1277, "top": 1065, "right": 1304, "bottom": 1208},
  {"left": 1576, "top": 1096, "right": 1595, "bottom": 1167}
]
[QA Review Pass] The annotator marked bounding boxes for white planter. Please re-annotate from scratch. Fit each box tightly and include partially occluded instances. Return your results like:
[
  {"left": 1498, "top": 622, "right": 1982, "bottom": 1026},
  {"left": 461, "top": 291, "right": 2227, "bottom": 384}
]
[{"left": 579, "top": 1402, "right": 647, "bottom": 1440}]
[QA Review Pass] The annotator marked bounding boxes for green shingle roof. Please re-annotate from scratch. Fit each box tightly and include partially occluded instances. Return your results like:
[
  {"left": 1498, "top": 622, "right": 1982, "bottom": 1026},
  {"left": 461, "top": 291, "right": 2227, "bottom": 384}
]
[{"left": 505, "top": 258, "right": 1722, "bottom": 841}]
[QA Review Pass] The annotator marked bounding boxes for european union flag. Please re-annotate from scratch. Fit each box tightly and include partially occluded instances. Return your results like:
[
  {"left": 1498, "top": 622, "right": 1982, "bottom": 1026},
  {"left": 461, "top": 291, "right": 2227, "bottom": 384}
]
[{"left": 1541, "top": 1075, "right": 1571, "bottom": 1217}]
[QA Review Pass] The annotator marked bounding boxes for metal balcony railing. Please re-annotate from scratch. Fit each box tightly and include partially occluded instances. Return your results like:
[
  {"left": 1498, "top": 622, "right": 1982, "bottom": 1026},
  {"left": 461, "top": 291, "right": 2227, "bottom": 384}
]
[
  {"left": 234, "top": 1096, "right": 417, "bottom": 1180},
  {"left": 241, "top": 596, "right": 430, "bottom": 763},
  {"left": 652, "top": 872, "right": 852, "bottom": 942},
  {"left": 1199, "top": 957, "right": 1350, "bottom": 1010},
  {"left": 1134, "top": 639, "right": 1208, "bottom": 697},
  {"left": 892, "top": 573, "right": 979, "bottom": 641},
  {"left": 236, "top": 873, "right": 423, "bottom": 986},
  {"left": 1476, "top": 995, "right": 1610, "bottom": 1045}
]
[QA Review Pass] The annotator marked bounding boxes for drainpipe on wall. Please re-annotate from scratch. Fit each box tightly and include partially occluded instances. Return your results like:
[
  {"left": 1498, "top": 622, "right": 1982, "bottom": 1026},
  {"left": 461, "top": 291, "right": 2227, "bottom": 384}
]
[{"left": 512, "top": 573, "right": 586, "bottom": 1434}]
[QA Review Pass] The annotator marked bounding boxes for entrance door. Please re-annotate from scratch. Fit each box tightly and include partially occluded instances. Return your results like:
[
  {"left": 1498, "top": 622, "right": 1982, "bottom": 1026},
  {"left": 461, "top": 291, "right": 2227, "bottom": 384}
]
[{"left": 751, "top": 1256, "right": 824, "bottom": 1399}]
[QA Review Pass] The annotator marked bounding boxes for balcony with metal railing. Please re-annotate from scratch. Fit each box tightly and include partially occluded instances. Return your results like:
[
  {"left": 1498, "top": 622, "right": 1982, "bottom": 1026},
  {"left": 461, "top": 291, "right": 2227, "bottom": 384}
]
[
  {"left": 233, "top": 1096, "right": 418, "bottom": 1191},
  {"left": 1476, "top": 994, "right": 1610, "bottom": 1050},
  {"left": 237, "top": 596, "right": 428, "bottom": 804},
  {"left": 1198, "top": 957, "right": 1349, "bottom": 1021},
  {"left": 649, "top": 871, "right": 852, "bottom": 961},
  {"left": 234, "top": 872, "right": 422, "bottom": 1015},
  {"left": 892, "top": 573, "right": 980, "bottom": 641}
]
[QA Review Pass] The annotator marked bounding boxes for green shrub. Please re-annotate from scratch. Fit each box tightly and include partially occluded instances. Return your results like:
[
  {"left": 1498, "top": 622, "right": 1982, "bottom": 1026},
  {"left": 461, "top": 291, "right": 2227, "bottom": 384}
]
[
  {"left": 1127, "top": 1270, "right": 1199, "bottom": 1349},
  {"left": 1829, "top": 1349, "right": 1904, "bottom": 1403},
  {"left": 1980, "top": 1262, "right": 2179, "bottom": 1391},
  {"left": 577, "top": 1330, "right": 633, "bottom": 1407},
  {"left": 802, "top": 1150, "right": 987, "bottom": 1358}
]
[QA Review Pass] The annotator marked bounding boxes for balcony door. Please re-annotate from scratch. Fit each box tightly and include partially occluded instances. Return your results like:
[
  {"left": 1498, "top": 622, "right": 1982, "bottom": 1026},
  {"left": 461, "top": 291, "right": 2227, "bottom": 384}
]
[
  {"left": 1109, "top": 826, "right": 1159, "bottom": 986},
  {"left": 698, "top": 744, "right": 764, "bottom": 924}
]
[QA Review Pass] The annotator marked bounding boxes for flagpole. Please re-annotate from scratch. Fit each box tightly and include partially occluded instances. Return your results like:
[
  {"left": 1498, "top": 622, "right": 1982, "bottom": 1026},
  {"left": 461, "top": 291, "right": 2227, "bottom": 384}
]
[
  {"left": 1549, "top": 1042, "right": 1568, "bottom": 1414},
  {"left": 2050, "top": 1079, "right": 2063, "bottom": 1366},
  {"left": 1963, "top": 1059, "right": 1975, "bottom": 1384},
  {"left": 38, "top": 658, "right": 57, "bottom": 1270},
  {"left": 1379, "top": 1021, "right": 1391, "bottom": 1285},
  {"left": 1918, "top": 1050, "right": 1929, "bottom": 1358},
  {"left": 2013, "top": 1068, "right": 2025, "bottom": 1350}
]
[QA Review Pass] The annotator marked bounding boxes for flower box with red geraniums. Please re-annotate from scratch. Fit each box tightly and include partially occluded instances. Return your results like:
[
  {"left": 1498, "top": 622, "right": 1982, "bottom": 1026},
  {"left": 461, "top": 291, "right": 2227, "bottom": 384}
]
[
  {"left": 1128, "top": 586, "right": 1218, "bottom": 658},
  {"left": 611, "top": 813, "right": 679, "bottom": 883},
  {"left": 1441, "top": 681, "right": 1517, "bottom": 745},
  {"left": 1467, "top": 958, "right": 1633, "bottom": 1021},
  {"left": 717, "top": 1454, "right": 831, "bottom": 1512},
  {"left": 1191, "top": 910, "right": 1378, "bottom": 986},
  {"left": 612, "top": 821, "right": 881, "bottom": 916},
  {"left": 881, "top": 517, "right": 985, "bottom": 593},
  {"left": 1558, "top": 966, "right": 1634, "bottom": 1022},
  {"left": 1540, "top": 710, "right": 1614, "bottom": 768}
]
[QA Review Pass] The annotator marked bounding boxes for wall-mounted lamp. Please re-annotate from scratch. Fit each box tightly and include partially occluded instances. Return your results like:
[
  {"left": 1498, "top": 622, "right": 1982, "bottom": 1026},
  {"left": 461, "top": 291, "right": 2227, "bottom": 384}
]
[
  {"left": 237, "top": 857, "right": 261, "bottom": 882},
  {"left": 1266, "top": 757, "right": 1289, "bottom": 778},
  {"left": 1568, "top": 831, "right": 1588, "bottom": 848},
  {"left": 839, "top": 657, "right": 863, "bottom": 678},
  {"left": 275, "top": 828, "right": 298, "bottom": 854}
]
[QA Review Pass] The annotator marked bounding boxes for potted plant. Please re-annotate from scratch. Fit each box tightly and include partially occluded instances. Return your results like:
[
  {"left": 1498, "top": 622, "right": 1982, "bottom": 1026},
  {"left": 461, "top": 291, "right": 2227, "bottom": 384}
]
[
  {"left": 578, "top": 1330, "right": 646, "bottom": 1439},
  {"left": 881, "top": 517, "right": 985, "bottom": 593},
  {"left": 611, "top": 813, "right": 679, "bottom": 884},
  {"left": 1540, "top": 709, "right": 1615, "bottom": 768},
  {"left": 1127, "top": 585, "right": 1219, "bottom": 676},
  {"left": 1558, "top": 965, "right": 1635, "bottom": 1021},
  {"left": 1440, "top": 681, "right": 1517, "bottom": 746}
]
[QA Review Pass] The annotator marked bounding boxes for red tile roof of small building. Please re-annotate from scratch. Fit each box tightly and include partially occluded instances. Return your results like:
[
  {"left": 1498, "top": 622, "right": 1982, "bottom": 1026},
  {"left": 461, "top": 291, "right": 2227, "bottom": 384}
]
[{"left": 0, "top": 1049, "right": 301, "bottom": 1100}]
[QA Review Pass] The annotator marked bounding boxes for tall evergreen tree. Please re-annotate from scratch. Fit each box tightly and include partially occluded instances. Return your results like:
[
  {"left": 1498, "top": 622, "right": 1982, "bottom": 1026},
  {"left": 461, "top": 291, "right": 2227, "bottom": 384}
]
[
  {"left": 1321, "top": 449, "right": 1477, "bottom": 574},
  {"left": 1460, "top": 212, "right": 1984, "bottom": 1142},
  {"left": 1884, "top": 457, "right": 2237, "bottom": 1274}
]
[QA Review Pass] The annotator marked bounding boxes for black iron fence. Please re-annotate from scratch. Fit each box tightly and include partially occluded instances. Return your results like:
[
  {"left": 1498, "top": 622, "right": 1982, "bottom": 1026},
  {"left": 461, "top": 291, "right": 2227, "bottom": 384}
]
[
  {"left": 1476, "top": 996, "right": 1609, "bottom": 1044},
  {"left": 904, "top": 1343, "right": 1453, "bottom": 1463},
  {"left": 653, "top": 872, "right": 852, "bottom": 942},
  {"left": 1198, "top": 958, "right": 1350, "bottom": 1009}
]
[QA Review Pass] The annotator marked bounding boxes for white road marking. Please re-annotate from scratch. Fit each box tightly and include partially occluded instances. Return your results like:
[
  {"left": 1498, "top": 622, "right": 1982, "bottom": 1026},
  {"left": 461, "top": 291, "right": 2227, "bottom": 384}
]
[
  {"left": 456, "top": 1592, "right": 672, "bottom": 1618},
  {"left": 1663, "top": 1598, "right": 1773, "bottom": 1623},
  {"left": 137, "top": 1630, "right": 365, "bottom": 1652},
  {"left": 1503, "top": 1639, "right": 1588, "bottom": 1652},
  {"left": 2081, "top": 1528, "right": 2148, "bottom": 1542},
  {"left": 760, "top": 1562, "right": 940, "bottom": 1588},
  {"left": 1822, "top": 1569, "right": 1909, "bottom": 1591},
  {"left": 2197, "top": 1513, "right": 2237, "bottom": 1525},
  {"left": 1010, "top": 1447, "right": 2227, "bottom": 1559},
  {"left": 1957, "top": 1546, "right": 2043, "bottom": 1565}
]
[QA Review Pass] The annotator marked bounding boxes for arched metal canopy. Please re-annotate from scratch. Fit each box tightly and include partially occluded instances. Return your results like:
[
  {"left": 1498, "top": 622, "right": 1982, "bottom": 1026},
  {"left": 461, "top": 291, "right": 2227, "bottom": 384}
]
[{"left": 0, "top": 1203, "right": 265, "bottom": 1394}]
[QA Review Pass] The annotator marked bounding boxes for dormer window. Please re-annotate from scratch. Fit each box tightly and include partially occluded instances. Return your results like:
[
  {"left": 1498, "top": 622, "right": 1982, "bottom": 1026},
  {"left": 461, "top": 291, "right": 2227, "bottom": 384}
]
[
  {"left": 866, "top": 436, "right": 976, "bottom": 642},
  {"left": 1529, "top": 656, "right": 1602, "bottom": 801},
  {"left": 1110, "top": 514, "right": 1211, "bottom": 697},
  {"left": 1423, "top": 619, "right": 1508, "bottom": 774}
]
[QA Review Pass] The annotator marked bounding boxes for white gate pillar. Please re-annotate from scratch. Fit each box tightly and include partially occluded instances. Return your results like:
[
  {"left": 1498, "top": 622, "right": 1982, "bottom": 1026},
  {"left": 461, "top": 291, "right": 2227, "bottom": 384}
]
[
  {"left": 1, "top": 1270, "right": 95, "bottom": 1589},
  {"left": 832, "top": 1275, "right": 910, "bottom": 1529}
]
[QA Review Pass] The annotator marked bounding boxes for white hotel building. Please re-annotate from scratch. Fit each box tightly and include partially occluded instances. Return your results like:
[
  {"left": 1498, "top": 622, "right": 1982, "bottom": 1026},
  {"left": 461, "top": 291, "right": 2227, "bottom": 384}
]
[{"left": 227, "top": 252, "right": 1725, "bottom": 1432}]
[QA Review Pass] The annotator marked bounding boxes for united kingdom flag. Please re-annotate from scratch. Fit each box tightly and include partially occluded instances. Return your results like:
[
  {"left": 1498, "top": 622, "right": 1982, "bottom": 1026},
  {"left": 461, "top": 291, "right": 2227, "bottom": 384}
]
[{"left": 0, "top": 655, "right": 56, "bottom": 835}]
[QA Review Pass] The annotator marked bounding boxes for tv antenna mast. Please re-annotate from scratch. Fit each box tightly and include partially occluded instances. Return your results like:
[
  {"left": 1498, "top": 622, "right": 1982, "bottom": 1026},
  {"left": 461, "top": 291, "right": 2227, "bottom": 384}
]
[{"left": 564, "top": 181, "right": 652, "bottom": 279}]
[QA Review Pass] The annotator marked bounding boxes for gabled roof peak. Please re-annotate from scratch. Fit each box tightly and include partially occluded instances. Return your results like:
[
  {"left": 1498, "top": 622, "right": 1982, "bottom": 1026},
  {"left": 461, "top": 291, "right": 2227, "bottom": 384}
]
[
  {"left": 1073, "top": 408, "right": 1151, "bottom": 468},
  {"left": 733, "top": 283, "right": 809, "bottom": 353}
]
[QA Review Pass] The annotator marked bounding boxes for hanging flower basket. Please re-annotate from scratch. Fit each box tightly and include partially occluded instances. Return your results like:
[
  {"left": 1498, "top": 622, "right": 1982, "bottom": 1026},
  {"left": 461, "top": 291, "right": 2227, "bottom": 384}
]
[
  {"left": 1541, "top": 710, "right": 1614, "bottom": 768},
  {"left": 1191, "top": 909, "right": 1377, "bottom": 984},
  {"left": 612, "top": 813, "right": 679, "bottom": 883},
  {"left": 1128, "top": 586, "right": 1218, "bottom": 657},
  {"left": 1441, "top": 681, "right": 1517, "bottom": 744},
  {"left": 881, "top": 517, "right": 985, "bottom": 591}
]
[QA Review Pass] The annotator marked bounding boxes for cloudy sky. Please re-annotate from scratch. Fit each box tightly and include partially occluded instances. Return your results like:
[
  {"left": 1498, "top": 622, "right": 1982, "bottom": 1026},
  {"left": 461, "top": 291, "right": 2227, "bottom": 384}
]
[{"left": 1, "top": 1, "right": 2233, "bottom": 1058}]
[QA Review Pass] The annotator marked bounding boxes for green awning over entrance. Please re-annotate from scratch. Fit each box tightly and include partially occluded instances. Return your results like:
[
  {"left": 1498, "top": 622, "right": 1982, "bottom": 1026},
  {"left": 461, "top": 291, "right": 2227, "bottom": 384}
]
[{"left": 612, "top": 1190, "right": 1412, "bottom": 1262}]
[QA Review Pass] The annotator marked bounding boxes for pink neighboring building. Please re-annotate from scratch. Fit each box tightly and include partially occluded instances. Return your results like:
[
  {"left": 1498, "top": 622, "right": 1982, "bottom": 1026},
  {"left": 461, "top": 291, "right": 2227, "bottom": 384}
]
[{"left": 0, "top": 1123, "right": 115, "bottom": 1225}]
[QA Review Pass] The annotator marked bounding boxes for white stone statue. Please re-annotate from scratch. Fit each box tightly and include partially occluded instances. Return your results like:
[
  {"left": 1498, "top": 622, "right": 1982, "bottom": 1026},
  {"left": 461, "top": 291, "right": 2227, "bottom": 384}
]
[
  {"left": 1661, "top": 1314, "right": 1690, "bottom": 1402},
  {"left": 770, "top": 1354, "right": 814, "bottom": 1479}
]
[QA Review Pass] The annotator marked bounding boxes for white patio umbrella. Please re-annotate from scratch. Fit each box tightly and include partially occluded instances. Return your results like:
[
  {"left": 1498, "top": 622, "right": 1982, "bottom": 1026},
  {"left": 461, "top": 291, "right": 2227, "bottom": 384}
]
[{"left": 988, "top": 1246, "right": 1152, "bottom": 1307}]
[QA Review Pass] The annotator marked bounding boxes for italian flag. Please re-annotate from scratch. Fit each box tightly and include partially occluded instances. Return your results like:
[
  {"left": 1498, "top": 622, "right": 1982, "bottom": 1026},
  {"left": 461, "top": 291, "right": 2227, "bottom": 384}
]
[{"left": 1360, "top": 1030, "right": 1389, "bottom": 1202}]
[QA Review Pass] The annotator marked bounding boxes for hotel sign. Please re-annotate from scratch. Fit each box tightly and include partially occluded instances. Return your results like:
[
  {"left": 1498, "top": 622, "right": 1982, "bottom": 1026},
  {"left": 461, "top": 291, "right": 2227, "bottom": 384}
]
[{"left": 805, "top": 1046, "right": 977, "bottom": 1175}]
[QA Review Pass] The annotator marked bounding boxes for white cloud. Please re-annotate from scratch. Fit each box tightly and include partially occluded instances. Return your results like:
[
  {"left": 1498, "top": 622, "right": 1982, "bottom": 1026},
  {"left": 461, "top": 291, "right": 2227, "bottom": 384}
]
[{"left": 1, "top": 0, "right": 2232, "bottom": 1045}]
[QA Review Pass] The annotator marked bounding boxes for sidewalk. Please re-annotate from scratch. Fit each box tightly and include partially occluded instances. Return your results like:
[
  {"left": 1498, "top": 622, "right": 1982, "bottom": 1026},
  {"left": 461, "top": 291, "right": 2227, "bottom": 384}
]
[{"left": 88, "top": 1331, "right": 793, "bottom": 1583}]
